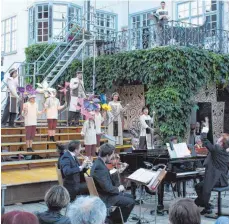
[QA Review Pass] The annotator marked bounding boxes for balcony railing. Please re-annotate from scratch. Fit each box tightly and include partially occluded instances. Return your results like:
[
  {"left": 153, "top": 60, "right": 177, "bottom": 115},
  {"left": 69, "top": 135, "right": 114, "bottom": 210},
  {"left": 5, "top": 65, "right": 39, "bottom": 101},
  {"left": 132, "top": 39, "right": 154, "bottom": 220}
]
[{"left": 93, "top": 20, "right": 229, "bottom": 55}]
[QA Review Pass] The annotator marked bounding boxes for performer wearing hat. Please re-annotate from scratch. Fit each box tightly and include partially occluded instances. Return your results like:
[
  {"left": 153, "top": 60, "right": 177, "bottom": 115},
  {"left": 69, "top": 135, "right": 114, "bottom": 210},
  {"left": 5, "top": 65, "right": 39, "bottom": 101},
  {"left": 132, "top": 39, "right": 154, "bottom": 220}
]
[
  {"left": 107, "top": 92, "right": 124, "bottom": 145},
  {"left": 81, "top": 111, "right": 97, "bottom": 158},
  {"left": 22, "top": 94, "right": 43, "bottom": 151},
  {"left": 1, "top": 68, "right": 20, "bottom": 127},
  {"left": 44, "top": 89, "right": 66, "bottom": 141},
  {"left": 68, "top": 71, "right": 86, "bottom": 126},
  {"left": 139, "top": 106, "right": 155, "bottom": 150}
]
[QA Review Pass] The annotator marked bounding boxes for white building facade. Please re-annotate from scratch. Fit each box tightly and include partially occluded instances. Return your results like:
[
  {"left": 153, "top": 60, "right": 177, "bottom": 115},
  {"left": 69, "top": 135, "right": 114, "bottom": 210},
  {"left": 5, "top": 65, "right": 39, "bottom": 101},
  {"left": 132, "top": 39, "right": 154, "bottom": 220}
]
[{"left": 1, "top": 0, "right": 228, "bottom": 72}]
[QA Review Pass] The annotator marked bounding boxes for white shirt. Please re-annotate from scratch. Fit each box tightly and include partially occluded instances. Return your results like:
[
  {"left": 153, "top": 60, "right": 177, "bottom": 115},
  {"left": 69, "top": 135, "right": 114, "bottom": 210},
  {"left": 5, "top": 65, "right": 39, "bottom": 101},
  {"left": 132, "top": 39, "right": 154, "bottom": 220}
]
[
  {"left": 7, "top": 77, "right": 19, "bottom": 98},
  {"left": 94, "top": 112, "right": 104, "bottom": 134},
  {"left": 156, "top": 7, "right": 169, "bottom": 20},
  {"left": 140, "top": 114, "right": 153, "bottom": 136},
  {"left": 81, "top": 120, "right": 97, "bottom": 145},
  {"left": 44, "top": 97, "right": 61, "bottom": 119},
  {"left": 23, "top": 102, "right": 39, "bottom": 126}
]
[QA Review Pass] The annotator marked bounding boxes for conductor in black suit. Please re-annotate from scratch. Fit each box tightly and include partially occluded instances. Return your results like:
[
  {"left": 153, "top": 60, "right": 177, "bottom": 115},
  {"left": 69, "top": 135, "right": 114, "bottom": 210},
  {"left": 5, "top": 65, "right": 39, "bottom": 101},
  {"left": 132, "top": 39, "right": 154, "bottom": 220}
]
[
  {"left": 60, "top": 140, "right": 89, "bottom": 201},
  {"left": 195, "top": 118, "right": 229, "bottom": 214},
  {"left": 91, "top": 143, "right": 135, "bottom": 222}
]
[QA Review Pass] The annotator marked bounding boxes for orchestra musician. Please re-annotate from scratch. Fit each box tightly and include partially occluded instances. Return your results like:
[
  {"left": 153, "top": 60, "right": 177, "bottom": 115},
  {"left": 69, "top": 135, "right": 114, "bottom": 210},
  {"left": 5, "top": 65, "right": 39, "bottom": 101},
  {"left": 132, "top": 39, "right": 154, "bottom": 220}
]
[
  {"left": 195, "top": 118, "right": 229, "bottom": 215},
  {"left": 90, "top": 143, "right": 135, "bottom": 223},
  {"left": 60, "top": 140, "right": 90, "bottom": 201}
]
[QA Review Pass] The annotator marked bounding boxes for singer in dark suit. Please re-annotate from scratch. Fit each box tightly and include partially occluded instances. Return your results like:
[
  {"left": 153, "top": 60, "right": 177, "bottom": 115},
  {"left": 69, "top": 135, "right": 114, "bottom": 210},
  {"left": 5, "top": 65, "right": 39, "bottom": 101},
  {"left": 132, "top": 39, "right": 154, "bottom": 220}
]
[
  {"left": 195, "top": 124, "right": 229, "bottom": 215},
  {"left": 60, "top": 140, "right": 89, "bottom": 201},
  {"left": 91, "top": 143, "right": 135, "bottom": 223}
]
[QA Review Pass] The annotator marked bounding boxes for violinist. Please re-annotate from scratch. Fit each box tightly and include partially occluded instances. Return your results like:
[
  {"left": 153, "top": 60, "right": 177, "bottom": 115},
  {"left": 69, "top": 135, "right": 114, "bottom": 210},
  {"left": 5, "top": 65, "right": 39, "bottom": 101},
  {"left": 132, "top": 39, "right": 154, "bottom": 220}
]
[
  {"left": 60, "top": 140, "right": 90, "bottom": 201},
  {"left": 91, "top": 143, "right": 135, "bottom": 223}
]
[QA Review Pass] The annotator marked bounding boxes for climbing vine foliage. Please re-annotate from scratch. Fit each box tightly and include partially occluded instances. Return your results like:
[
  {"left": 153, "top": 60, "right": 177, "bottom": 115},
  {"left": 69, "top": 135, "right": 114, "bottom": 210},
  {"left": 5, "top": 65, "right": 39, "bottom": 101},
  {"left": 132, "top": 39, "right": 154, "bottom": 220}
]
[{"left": 26, "top": 45, "right": 229, "bottom": 140}]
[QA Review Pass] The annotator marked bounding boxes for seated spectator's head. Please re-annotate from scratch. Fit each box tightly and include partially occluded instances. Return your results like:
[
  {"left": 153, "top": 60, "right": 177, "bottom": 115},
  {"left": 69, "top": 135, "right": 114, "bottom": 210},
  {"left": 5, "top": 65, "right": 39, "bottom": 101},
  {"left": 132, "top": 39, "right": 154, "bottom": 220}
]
[
  {"left": 169, "top": 198, "right": 200, "bottom": 224},
  {"left": 45, "top": 185, "right": 70, "bottom": 211},
  {"left": 67, "top": 196, "right": 107, "bottom": 224},
  {"left": 1, "top": 211, "right": 39, "bottom": 224},
  {"left": 68, "top": 140, "right": 81, "bottom": 156},
  {"left": 217, "top": 133, "right": 229, "bottom": 151},
  {"left": 99, "top": 143, "right": 115, "bottom": 163},
  {"left": 215, "top": 216, "right": 229, "bottom": 224}
]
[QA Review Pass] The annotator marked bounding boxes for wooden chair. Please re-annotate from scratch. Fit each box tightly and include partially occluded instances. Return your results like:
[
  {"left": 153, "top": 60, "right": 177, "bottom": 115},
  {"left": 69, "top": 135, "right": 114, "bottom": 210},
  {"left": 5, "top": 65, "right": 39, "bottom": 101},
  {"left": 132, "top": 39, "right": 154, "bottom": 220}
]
[
  {"left": 55, "top": 163, "right": 63, "bottom": 186},
  {"left": 84, "top": 176, "right": 124, "bottom": 224}
]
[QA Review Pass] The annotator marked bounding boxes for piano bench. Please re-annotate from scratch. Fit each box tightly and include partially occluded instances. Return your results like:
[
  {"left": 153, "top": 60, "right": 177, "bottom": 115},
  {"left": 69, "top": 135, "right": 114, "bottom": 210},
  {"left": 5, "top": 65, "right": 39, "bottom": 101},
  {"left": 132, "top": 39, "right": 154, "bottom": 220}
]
[{"left": 212, "top": 186, "right": 229, "bottom": 216}]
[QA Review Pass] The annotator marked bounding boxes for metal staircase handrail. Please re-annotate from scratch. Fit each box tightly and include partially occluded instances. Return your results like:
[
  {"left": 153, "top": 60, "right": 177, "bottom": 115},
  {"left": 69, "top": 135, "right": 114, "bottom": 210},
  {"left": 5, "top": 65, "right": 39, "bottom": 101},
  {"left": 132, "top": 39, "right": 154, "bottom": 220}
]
[
  {"left": 47, "top": 39, "right": 87, "bottom": 87},
  {"left": 34, "top": 16, "right": 81, "bottom": 72},
  {"left": 36, "top": 26, "right": 83, "bottom": 77}
]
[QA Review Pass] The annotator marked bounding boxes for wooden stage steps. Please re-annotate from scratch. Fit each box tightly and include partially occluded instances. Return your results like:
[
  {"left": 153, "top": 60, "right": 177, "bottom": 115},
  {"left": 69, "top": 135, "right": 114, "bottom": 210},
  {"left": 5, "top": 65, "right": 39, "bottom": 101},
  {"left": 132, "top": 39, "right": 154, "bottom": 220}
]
[{"left": 1, "top": 124, "right": 132, "bottom": 205}]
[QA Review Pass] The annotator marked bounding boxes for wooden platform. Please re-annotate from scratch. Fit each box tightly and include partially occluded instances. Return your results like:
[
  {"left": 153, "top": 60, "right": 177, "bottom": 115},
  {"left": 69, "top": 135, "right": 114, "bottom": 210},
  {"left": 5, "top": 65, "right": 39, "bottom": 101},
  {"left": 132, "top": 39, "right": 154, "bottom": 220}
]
[{"left": 1, "top": 167, "right": 58, "bottom": 205}]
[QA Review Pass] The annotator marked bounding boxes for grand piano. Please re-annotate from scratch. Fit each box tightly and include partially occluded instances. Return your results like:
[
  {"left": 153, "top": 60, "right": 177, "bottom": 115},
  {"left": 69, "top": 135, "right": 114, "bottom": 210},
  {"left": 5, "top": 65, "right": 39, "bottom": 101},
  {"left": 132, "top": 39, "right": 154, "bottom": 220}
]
[{"left": 119, "top": 149, "right": 207, "bottom": 213}]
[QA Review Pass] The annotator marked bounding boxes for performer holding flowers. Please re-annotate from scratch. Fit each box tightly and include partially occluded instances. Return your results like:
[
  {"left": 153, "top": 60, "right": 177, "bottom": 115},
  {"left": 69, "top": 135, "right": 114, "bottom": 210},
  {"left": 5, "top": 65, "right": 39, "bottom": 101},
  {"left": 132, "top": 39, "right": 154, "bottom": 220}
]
[
  {"left": 139, "top": 106, "right": 155, "bottom": 150},
  {"left": 107, "top": 92, "right": 126, "bottom": 146},
  {"left": 44, "top": 89, "right": 66, "bottom": 142},
  {"left": 22, "top": 94, "right": 43, "bottom": 152},
  {"left": 81, "top": 111, "right": 97, "bottom": 158}
]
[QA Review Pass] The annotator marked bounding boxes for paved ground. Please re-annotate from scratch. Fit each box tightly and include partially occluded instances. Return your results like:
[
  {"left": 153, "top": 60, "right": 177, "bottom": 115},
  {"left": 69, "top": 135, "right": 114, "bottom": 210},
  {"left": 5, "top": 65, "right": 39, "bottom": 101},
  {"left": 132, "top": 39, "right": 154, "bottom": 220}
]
[{"left": 5, "top": 184, "right": 229, "bottom": 224}]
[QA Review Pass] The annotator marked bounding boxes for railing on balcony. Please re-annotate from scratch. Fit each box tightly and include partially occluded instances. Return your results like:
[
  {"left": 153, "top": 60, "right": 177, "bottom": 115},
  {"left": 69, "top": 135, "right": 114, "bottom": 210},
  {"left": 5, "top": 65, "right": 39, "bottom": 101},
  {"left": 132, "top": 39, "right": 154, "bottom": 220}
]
[{"left": 93, "top": 20, "right": 229, "bottom": 55}]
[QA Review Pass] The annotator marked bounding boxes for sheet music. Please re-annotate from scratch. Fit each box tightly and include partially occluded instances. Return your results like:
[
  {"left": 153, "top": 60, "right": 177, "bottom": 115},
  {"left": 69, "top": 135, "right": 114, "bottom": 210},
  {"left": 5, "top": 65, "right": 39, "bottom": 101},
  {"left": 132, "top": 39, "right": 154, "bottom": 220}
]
[
  {"left": 127, "top": 168, "right": 157, "bottom": 184},
  {"left": 173, "top": 143, "right": 191, "bottom": 158}
]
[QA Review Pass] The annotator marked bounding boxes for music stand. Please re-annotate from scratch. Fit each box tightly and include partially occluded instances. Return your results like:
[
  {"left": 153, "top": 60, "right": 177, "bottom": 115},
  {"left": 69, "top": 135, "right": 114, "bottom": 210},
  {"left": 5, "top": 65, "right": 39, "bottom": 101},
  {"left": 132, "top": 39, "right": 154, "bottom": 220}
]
[{"left": 126, "top": 168, "right": 166, "bottom": 223}]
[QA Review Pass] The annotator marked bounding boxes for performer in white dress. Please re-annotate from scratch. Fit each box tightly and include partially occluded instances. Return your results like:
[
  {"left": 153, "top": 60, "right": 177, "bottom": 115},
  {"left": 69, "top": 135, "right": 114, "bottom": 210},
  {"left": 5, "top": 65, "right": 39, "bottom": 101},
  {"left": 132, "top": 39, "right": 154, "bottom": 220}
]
[
  {"left": 107, "top": 92, "right": 124, "bottom": 146},
  {"left": 139, "top": 106, "right": 154, "bottom": 150},
  {"left": 81, "top": 112, "right": 97, "bottom": 158},
  {"left": 44, "top": 89, "right": 66, "bottom": 141},
  {"left": 68, "top": 71, "right": 86, "bottom": 126}
]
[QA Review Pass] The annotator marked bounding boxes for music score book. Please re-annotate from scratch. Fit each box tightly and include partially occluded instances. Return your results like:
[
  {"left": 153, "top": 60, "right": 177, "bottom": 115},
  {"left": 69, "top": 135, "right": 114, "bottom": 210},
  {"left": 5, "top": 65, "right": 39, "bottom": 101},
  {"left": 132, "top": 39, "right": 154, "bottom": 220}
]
[{"left": 166, "top": 142, "right": 191, "bottom": 159}]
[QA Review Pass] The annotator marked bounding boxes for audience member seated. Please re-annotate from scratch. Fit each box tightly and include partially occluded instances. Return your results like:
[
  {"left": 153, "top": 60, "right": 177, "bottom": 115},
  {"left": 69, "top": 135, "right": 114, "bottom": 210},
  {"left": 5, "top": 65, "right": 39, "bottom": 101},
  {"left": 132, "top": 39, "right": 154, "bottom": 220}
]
[
  {"left": 215, "top": 217, "right": 229, "bottom": 224},
  {"left": 91, "top": 143, "right": 135, "bottom": 223},
  {"left": 67, "top": 196, "right": 107, "bottom": 224},
  {"left": 126, "top": 138, "right": 139, "bottom": 152},
  {"left": 36, "top": 185, "right": 71, "bottom": 224},
  {"left": 169, "top": 198, "right": 201, "bottom": 224},
  {"left": 2, "top": 211, "right": 39, "bottom": 224}
]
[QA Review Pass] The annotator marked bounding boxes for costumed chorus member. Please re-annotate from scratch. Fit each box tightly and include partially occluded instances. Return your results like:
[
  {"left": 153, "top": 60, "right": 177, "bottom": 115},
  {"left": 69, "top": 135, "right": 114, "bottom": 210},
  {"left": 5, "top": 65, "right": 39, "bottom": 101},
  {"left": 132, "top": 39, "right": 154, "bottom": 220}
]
[
  {"left": 81, "top": 111, "right": 97, "bottom": 158},
  {"left": 1, "top": 68, "right": 19, "bottom": 128},
  {"left": 44, "top": 89, "right": 66, "bottom": 142},
  {"left": 22, "top": 94, "right": 43, "bottom": 152},
  {"left": 60, "top": 140, "right": 89, "bottom": 201},
  {"left": 195, "top": 117, "right": 229, "bottom": 215},
  {"left": 68, "top": 71, "right": 86, "bottom": 126},
  {"left": 108, "top": 92, "right": 126, "bottom": 145},
  {"left": 139, "top": 106, "right": 154, "bottom": 150},
  {"left": 95, "top": 104, "right": 106, "bottom": 152},
  {"left": 91, "top": 143, "right": 135, "bottom": 223}
]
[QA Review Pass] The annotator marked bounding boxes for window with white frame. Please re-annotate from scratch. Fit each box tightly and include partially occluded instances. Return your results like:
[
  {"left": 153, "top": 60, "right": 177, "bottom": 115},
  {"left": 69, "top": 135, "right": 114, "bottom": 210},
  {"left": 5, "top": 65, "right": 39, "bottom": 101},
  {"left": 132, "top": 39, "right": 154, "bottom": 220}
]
[
  {"left": 28, "top": 2, "right": 81, "bottom": 45},
  {"left": 37, "top": 4, "right": 49, "bottom": 42},
  {"left": 177, "top": 0, "right": 218, "bottom": 33},
  {"left": 1, "top": 16, "right": 17, "bottom": 54},
  {"left": 96, "top": 11, "right": 117, "bottom": 40}
]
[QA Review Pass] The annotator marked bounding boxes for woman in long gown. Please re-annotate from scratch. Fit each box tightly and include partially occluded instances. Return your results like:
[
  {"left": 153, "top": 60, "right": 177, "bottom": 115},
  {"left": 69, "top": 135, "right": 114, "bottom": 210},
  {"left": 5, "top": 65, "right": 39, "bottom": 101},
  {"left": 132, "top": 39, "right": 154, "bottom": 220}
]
[{"left": 107, "top": 92, "right": 124, "bottom": 145}]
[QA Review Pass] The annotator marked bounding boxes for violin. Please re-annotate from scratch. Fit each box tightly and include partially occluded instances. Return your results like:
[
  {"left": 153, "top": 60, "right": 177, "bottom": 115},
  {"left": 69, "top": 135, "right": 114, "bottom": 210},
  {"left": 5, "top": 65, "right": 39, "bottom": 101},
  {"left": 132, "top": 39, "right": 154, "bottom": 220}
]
[{"left": 106, "top": 153, "right": 128, "bottom": 173}]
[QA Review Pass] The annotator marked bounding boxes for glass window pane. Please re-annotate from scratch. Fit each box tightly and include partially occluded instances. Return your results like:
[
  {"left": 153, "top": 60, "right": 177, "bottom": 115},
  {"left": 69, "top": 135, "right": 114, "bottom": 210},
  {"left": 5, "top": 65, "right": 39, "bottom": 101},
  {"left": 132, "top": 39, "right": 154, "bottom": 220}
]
[
  {"left": 12, "top": 17, "right": 17, "bottom": 30},
  {"left": 44, "top": 5, "right": 48, "bottom": 11},
  {"left": 38, "top": 36, "right": 42, "bottom": 42},
  {"left": 1, "top": 21, "right": 5, "bottom": 34},
  {"left": 43, "top": 36, "right": 48, "bottom": 41},
  {"left": 53, "top": 4, "right": 67, "bottom": 19},
  {"left": 38, "top": 29, "right": 42, "bottom": 35},
  {"left": 38, "top": 6, "right": 42, "bottom": 12},
  {"left": 5, "top": 33, "right": 10, "bottom": 52},
  {"left": 12, "top": 31, "right": 16, "bottom": 51},
  {"left": 38, "top": 22, "right": 42, "bottom": 28},
  {"left": 44, "top": 22, "right": 48, "bottom": 28},
  {"left": 38, "top": 13, "right": 42, "bottom": 19},
  {"left": 44, "top": 12, "right": 48, "bottom": 18},
  {"left": 5, "top": 19, "right": 11, "bottom": 33}
]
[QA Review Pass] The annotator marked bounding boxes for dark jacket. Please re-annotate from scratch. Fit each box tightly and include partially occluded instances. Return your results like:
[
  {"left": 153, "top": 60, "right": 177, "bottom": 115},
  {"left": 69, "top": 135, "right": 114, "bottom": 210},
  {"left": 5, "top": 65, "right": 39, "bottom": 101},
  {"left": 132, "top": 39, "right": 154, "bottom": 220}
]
[
  {"left": 36, "top": 210, "right": 71, "bottom": 224},
  {"left": 90, "top": 157, "right": 120, "bottom": 206},
  {"left": 202, "top": 133, "right": 229, "bottom": 190},
  {"left": 60, "top": 151, "right": 82, "bottom": 197}
]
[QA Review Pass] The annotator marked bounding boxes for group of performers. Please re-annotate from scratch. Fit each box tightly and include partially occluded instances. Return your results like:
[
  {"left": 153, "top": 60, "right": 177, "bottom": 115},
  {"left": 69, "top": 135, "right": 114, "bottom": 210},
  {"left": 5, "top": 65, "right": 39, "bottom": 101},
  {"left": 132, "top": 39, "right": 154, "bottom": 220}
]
[{"left": 2, "top": 68, "right": 229, "bottom": 220}]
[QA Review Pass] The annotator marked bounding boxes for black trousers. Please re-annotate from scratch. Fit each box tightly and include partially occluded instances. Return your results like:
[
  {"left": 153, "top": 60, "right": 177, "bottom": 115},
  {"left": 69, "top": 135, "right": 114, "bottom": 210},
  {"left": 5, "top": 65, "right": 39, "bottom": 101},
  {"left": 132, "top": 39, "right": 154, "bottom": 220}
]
[
  {"left": 68, "top": 111, "right": 80, "bottom": 125},
  {"left": 66, "top": 182, "right": 89, "bottom": 202},
  {"left": 109, "top": 193, "right": 135, "bottom": 222},
  {"left": 139, "top": 136, "right": 147, "bottom": 150},
  {"left": 1, "top": 96, "right": 17, "bottom": 126},
  {"left": 195, "top": 180, "right": 222, "bottom": 209}
]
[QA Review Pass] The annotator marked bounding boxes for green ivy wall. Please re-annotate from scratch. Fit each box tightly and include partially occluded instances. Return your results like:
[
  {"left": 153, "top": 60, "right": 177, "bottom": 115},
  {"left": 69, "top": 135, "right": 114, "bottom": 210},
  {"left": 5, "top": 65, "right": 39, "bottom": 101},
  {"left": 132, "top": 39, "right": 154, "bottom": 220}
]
[{"left": 25, "top": 45, "right": 229, "bottom": 140}]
